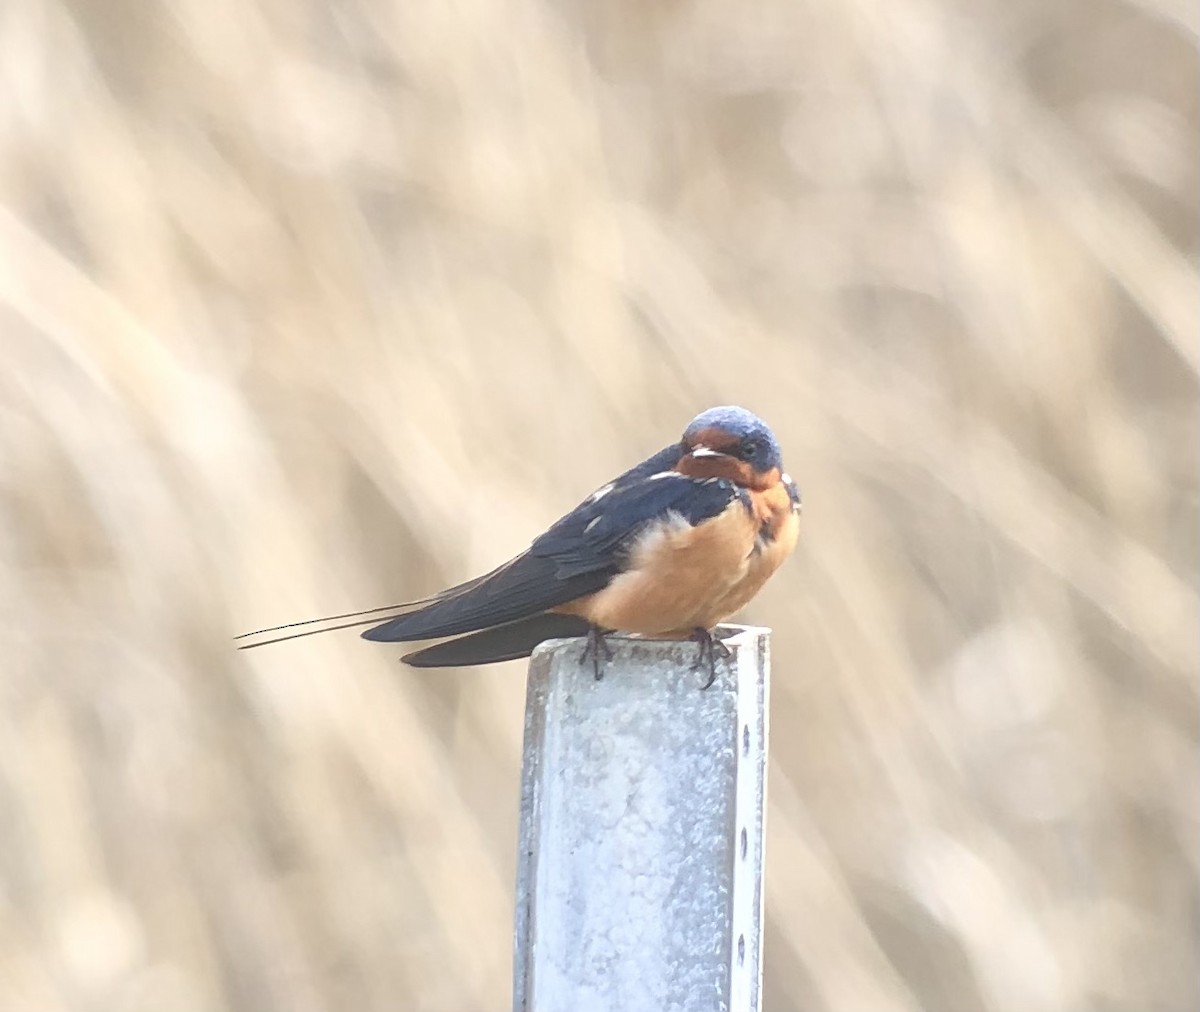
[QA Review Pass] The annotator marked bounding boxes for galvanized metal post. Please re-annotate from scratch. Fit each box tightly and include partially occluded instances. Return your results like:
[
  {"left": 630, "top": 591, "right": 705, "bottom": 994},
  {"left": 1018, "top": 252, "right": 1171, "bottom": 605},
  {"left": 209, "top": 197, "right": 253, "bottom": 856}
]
[{"left": 513, "top": 626, "right": 770, "bottom": 1012}]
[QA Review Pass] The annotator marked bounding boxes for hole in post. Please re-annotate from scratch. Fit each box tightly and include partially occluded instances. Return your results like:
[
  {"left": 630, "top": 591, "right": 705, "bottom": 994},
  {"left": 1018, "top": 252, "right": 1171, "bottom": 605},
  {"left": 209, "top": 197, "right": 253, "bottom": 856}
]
[
  {"left": 742, "top": 724, "right": 750, "bottom": 755},
  {"left": 737, "top": 934, "right": 745, "bottom": 965},
  {"left": 740, "top": 827, "right": 748, "bottom": 859}
]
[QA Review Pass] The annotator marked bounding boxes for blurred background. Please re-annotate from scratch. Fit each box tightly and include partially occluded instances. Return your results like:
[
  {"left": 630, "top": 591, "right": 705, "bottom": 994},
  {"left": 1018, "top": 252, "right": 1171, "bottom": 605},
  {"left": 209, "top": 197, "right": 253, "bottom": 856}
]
[{"left": 2, "top": 0, "right": 1196, "bottom": 1010}]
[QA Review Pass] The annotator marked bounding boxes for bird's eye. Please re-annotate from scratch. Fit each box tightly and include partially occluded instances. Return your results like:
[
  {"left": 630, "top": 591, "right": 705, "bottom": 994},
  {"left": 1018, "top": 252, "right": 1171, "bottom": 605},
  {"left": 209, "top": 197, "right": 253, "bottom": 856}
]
[{"left": 740, "top": 440, "right": 759, "bottom": 461}]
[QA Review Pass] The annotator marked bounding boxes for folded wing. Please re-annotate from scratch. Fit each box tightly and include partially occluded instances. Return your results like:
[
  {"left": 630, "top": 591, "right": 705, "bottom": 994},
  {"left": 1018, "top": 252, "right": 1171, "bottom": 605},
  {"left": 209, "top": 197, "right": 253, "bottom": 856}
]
[{"left": 362, "top": 459, "right": 742, "bottom": 645}]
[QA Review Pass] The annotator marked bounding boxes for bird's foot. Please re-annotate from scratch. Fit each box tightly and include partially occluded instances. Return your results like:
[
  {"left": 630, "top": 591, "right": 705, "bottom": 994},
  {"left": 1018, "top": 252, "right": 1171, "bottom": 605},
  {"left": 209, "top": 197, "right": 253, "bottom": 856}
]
[
  {"left": 690, "top": 627, "right": 732, "bottom": 690},
  {"left": 580, "top": 625, "right": 614, "bottom": 680}
]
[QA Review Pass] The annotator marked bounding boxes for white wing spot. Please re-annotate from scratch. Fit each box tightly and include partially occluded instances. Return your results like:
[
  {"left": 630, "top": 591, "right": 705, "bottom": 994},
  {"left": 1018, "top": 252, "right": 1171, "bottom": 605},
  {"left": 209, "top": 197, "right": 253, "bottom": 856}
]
[
  {"left": 588, "top": 482, "right": 615, "bottom": 502},
  {"left": 648, "top": 470, "right": 680, "bottom": 481},
  {"left": 584, "top": 516, "right": 602, "bottom": 533}
]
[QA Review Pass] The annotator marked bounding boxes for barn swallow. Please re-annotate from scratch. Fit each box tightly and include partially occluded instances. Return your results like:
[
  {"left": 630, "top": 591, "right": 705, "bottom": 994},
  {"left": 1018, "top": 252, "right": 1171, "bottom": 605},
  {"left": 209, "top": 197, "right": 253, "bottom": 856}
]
[{"left": 237, "top": 406, "right": 801, "bottom": 685}]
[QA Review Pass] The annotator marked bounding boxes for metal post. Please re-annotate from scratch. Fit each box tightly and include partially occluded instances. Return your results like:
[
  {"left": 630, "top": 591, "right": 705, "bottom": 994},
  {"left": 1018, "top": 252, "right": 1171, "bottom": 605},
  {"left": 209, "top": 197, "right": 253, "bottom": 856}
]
[{"left": 514, "top": 626, "right": 770, "bottom": 1012}]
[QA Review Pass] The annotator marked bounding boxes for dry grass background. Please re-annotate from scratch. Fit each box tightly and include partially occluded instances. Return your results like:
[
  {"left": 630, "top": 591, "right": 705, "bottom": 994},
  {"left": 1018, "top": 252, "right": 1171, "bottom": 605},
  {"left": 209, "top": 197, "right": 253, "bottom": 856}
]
[{"left": 1, "top": 0, "right": 1196, "bottom": 1010}]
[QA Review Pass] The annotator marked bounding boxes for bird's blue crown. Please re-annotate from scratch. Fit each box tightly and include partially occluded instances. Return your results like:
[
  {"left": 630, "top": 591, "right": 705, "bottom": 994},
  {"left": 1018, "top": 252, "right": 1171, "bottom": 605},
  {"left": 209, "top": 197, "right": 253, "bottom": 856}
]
[{"left": 683, "top": 405, "right": 783, "bottom": 471}]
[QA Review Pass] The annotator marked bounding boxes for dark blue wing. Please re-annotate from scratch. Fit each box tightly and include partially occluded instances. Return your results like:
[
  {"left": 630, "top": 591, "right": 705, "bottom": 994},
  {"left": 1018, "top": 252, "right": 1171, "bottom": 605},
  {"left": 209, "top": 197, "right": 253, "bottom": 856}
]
[
  {"left": 531, "top": 471, "right": 745, "bottom": 578},
  {"left": 362, "top": 445, "right": 743, "bottom": 643},
  {"left": 400, "top": 613, "right": 594, "bottom": 666}
]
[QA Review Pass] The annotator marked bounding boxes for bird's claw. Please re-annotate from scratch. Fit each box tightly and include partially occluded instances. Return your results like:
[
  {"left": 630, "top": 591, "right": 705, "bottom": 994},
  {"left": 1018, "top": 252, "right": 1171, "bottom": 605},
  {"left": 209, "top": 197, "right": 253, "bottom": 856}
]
[
  {"left": 690, "top": 627, "right": 731, "bottom": 690},
  {"left": 580, "top": 625, "right": 614, "bottom": 680}
]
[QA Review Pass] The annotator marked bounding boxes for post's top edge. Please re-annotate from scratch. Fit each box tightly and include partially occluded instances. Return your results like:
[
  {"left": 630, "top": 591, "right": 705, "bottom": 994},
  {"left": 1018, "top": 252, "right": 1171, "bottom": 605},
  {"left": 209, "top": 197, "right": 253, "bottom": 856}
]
[{"left": 530, "top": 624, "right": 770, "bottom": 662}]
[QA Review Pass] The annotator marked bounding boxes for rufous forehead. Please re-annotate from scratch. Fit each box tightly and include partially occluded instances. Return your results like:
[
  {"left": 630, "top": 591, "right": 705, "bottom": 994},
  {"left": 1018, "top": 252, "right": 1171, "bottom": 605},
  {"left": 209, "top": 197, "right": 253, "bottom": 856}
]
[{"left": 687, "top": 425, "right": 741, "bottom": 450}]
